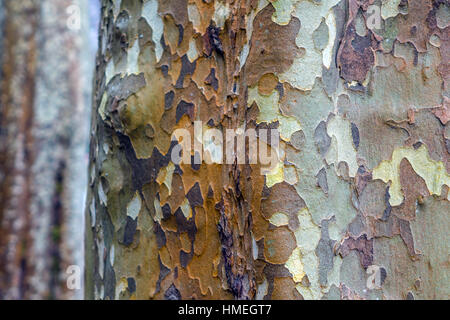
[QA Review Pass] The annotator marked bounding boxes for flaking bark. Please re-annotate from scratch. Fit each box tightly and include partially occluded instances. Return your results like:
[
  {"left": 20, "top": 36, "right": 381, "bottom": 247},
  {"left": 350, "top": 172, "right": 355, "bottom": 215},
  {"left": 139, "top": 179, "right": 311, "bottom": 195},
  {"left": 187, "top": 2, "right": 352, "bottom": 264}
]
[{"left": 87, "top": 0, "right": 449, "bottom": 300}]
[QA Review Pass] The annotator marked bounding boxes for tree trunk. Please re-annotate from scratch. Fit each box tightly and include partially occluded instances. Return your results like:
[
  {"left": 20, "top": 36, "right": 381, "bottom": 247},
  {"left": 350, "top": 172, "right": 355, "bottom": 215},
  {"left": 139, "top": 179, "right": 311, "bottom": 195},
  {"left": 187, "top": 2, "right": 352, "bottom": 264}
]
[
  {"left": 86, "top": 0, "right": 449, "bottom": 300},
  {"left": 0, "top": 0, "right": 95, "bottom": 299}
]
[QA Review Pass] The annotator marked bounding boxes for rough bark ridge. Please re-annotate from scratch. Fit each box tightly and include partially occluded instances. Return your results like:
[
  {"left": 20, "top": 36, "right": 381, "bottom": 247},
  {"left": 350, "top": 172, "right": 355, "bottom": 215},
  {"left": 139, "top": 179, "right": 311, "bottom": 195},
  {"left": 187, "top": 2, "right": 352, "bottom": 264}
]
[
  {"left": 87, "top": 0, "right": 449, "bottom": 300},
  {"left": 0, "top": 0, "right": 93, "bottom": 299}
]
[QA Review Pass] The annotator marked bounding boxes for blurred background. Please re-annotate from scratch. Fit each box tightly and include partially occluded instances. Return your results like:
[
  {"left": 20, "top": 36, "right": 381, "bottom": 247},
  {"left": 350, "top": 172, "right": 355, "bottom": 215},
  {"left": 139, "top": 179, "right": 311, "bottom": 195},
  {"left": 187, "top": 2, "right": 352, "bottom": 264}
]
[{"left": 0, "top": 0, "right": 99, "bottom": 299}]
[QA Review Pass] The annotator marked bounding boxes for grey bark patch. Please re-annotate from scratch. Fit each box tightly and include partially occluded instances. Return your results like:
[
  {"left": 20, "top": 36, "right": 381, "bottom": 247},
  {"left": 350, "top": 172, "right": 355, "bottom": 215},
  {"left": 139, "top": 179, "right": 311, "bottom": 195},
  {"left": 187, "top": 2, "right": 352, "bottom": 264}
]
[
  {"left": 379, "top": 267, "right": 387, "bottom": 286},
  {"left": 207, "top": 118, "right": 215, "bottom": 126},
  {"left": 413, "top": 141, "right": 423, "bottom": 149},
  {"left": 313, "top": 18, "right": 329, "bottom": 51},
  {"left": 322, "top": 64, "right": 340, "bottom": 96},
  {"left": 337, "top": 161, "right": 350, "bottom": 180},
  {"left": 180, "top": 250, "right": 193, "bottom": 268},
  {"left": 207, "top": 185, "right": 214, "bottom": 199},
  {"left": 290, "top": 130, "right": 305, "bottom": 150},
  {"left": 104, "top": 261, "right": 116, "bottom": 300},
  {"left": 316, "top": 167, "right": 329, "bottom": 194},
  {"left": 164, "top": 284, "right": 182, "bottom": 300},
  {"left": 205, "top": 68, "right": 219, "bottom": 91},
  {"left": 176, "top": 100, "right": 195, "bottom": 123},
  {"left": 177, "top": 24, "right": 184, "bottom": 45},
  {"left": 314, "top": 121, "right": 331, "bottom": 156},
  {"left": 174, "top": 208, "right": 197, "bottom": 242},
  {"left": 127, "top": 277, "right": 136, "bottom": 293},
  {"left": 275, "top": 82, "right": 284, "bottom": 100},
  {"left": 356, "top": 165, "right": 372, "bottom": 194},
  {"left": 351, "top": 188, "right": 360, "bottom": 210},
  {"left": 175, "top": 55, "right": 196, "bottom": 88},
  {"left": 315, "top": 217, "right": 335, "bottom": 286},
  {"left": 107, "top": 73, "right": 146, "bottom": 100},
  {"left": 186, "top": 182, "right": 204, "bottom": 208},
  {"left": 164, "top": 91, "right": 175, "bottom": 110},
  {"left": 154, "top": 222, "right": 167, "bottom": 249},
  {"left": 122, "top": 216, "right": 137, "bottom": 247},
  {"left": 117, "top": 133, "right": 160, "bottom": 190},
  {"left": 359, "top": 180, "right": 387, "bottom": 219},
  {"left": 348, "top": 214, "right": 365, "bottom": 238},
  {"left": 382, "top": 187, "right": 392, "bottom": 221},
  {"left": 322, "top": 1, "right": 347, "bottom": 96},
  {"left": 191, "top": 153, "right": 201, "bottom": 171},
  {"left": 155, "top": 256, "right": 171, "bottom": 295},
  {"left": 162, "top": 203, "right": 172, "bottom": 220},
  {"left": 161, "top": 65, "right": 169, "bottom": 76},
  {"left": 288, "top": 214, "right": 299, "bottom": 231},
  {"left": 351, "top": 122, "right": 360, "bottom": 149},
  {"left": 321, "top": 284, "right": 341, "bottom": 300}
]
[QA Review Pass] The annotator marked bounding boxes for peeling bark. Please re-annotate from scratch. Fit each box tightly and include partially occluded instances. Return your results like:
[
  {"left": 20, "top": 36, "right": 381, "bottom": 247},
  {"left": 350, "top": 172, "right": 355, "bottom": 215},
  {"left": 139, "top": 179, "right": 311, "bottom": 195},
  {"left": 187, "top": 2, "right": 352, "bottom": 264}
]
[{"left": 87, "top": 0, "right": 449, "bottom": 300}]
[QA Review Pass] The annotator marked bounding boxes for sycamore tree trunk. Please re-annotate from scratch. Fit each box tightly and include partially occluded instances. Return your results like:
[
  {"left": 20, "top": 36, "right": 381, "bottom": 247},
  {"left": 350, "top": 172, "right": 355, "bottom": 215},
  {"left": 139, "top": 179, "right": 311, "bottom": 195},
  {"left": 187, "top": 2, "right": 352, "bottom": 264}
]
[
  {"left": 86, "top": 0, "right": 449, "bottom": 300},
  {"left": 0, "top": 0, "right": 95, "bottom": 299}
]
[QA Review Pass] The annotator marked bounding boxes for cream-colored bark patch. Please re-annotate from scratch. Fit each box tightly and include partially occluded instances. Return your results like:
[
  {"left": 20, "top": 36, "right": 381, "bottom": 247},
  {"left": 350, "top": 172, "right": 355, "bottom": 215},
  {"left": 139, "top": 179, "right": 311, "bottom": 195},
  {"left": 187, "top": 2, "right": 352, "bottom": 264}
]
[
  {"left": 98, "top": 92, "right": 108, "bottom": 121},
  {"left": 271, "top": 0, "right": 297, "bottom": 25},
  {"left": 188, "top": 3, "right": 202, "bottom": 34},
  {"left": 180, "top": 198, "right": 193, "bottom": 220},
  {"left": 213, "top": 1, "right": 230, "bottom": 28},
  {"left": 156, "top": 162, "right": 175, "bottom": 196},
  {"left": 126, "top": 40, "right": 140, "bottom": 75},
  {"left": 265, "top": 161, "right": 285, "bottom": 188},
  {"left": 248, "top": 86, "right": 302, "bottom": 142},
  {"left": 269, "top": 212, "right": 290, "bottom": 227},
  {"left": 153, "top": 198, "right": 163, "bottom": 223},
  {"left": 292, "top": 208, "right": 321, "bottom": 299},
  {"left": 325, "top": 115, "right": 358, "bottom": 177},
  {"left": 323, "top": 11, "right": 336, "bottom": 69},
  {"left": 256, "top": 277, "right": 269, "bottom": 300},
  {"left": 278, "top": 0, "right": 340, "bottom": 90},
  {"left": 373, "top": 145, "right": 450, "bottom": 206},
  {"left": 187, "top": 39, "right": 199, "bottom": 63},
  {"left": 284, "top": 165, "right": 299, "bottom": 185},
  {"left": 142, "top": 0, "right": 164, "bottom": 62},
  {"left": 285, "top": 247, "right": 305, "bottom": 282},
  {"left": 127, "top": 192, "right": 142, "bottom": 220},
  {"left": 381, "top": 0, "right": 402, "bottom": 20}
]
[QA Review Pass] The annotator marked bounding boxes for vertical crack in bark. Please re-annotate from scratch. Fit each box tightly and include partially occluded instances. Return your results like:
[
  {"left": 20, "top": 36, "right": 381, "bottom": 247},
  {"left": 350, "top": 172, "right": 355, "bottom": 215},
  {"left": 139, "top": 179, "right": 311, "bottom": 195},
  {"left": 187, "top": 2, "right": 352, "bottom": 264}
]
[
  {"left": 48, "top": 160, "right": 66, "bottom": 299},
  {"left": 217, "top": 177, "right": 256, "bottom": 300},
  {"left": 214, "top": 1, "right": 258, "bottom": 300}
]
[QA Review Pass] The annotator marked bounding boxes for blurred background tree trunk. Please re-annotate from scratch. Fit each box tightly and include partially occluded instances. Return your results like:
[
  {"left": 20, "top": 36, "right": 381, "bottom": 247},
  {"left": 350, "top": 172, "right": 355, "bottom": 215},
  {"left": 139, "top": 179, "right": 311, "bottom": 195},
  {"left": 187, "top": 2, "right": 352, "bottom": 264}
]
[
  {"left": 86, "top": 0, "right": 449, "bottom": 300},
  {"left": 0, "top": 0, "right": 98, "bottom": 299}
]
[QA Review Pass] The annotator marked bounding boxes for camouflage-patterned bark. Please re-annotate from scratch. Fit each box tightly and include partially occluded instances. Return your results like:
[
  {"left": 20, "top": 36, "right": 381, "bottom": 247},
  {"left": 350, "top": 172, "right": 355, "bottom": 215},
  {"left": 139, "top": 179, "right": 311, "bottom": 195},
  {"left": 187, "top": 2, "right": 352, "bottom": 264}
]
[
  {"left": 0, "top": 0, "right": 94, "bottom": 299},
  {"left": 86, "top": 0, "right": 449, "bottom": 300}
]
